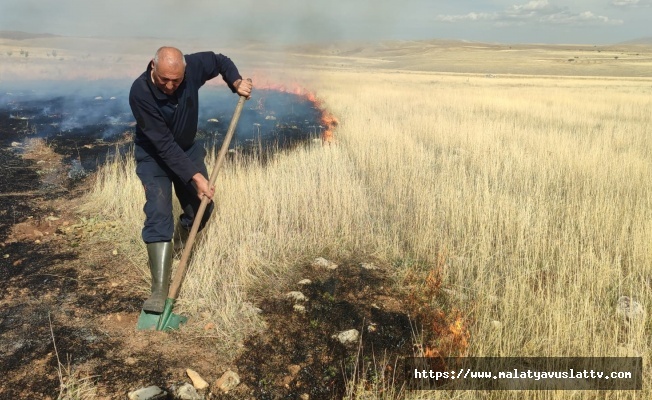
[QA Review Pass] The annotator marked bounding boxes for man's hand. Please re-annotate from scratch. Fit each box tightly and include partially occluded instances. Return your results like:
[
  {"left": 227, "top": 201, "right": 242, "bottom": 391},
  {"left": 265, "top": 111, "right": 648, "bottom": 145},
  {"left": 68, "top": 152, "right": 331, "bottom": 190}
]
[
  {"left": 234, "top": 78, "right": 253, "bottom": 99},
  {"left": 192, "top": 173, "right": 215, "bottom": 201}
]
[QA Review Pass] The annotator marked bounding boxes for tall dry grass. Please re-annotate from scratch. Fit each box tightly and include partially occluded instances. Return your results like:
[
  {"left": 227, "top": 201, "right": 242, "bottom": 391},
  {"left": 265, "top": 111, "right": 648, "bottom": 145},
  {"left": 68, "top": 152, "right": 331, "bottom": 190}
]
[
  {"left": 309, "top": 71, "right": 652, "bottom": 399},
  {"left": 86, "top": 69, "right": 652, "bottom": 399}
]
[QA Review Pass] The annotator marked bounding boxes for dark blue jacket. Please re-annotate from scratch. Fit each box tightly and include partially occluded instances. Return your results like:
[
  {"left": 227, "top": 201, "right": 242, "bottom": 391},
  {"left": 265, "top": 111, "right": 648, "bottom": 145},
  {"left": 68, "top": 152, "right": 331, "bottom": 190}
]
[{"left": 129, "top": 52, "right": 241, "bottom": 183}]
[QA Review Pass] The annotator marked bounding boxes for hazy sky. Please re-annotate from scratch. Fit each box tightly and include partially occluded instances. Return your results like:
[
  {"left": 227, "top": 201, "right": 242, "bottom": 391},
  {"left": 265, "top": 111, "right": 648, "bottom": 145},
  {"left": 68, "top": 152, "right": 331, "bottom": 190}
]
[{"left": 1, "top": 0, "right": 649, "bottom": 45}]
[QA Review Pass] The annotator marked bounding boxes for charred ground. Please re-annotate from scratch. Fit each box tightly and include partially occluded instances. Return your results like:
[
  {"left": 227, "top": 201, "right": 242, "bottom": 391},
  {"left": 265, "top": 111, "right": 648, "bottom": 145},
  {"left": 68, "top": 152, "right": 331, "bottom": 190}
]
[{"left": 0, "top": 86, "right": 459, "bottom": 399}]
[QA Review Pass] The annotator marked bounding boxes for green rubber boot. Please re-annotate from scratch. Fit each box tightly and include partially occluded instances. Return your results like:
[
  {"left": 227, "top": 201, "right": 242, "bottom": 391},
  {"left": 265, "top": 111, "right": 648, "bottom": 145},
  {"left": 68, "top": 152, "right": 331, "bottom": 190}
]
[{"left": 142, "top": 241, "right": 173, "bottom": 313}]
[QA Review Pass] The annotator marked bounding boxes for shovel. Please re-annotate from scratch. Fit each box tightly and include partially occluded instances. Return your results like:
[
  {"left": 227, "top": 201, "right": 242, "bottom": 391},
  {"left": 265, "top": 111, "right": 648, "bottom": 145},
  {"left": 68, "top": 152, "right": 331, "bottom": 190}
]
[{"left": 137, "top": 94, "right": 247, "bottom": 331}]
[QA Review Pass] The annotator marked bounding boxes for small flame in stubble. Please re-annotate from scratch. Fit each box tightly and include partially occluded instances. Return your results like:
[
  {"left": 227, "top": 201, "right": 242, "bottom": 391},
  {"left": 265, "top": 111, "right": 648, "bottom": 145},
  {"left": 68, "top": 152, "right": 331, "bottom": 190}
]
[{"left": 251, "top": 79, "right": 338, "bottom": 144}]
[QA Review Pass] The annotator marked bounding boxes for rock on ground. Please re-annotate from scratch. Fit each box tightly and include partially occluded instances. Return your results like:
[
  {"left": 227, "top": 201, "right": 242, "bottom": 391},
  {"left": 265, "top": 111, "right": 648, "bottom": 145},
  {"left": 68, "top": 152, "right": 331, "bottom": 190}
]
[
  {"left": 176, "top": 383, "right": 202, "bottom": 400},
  {"left": 312, "top": 257, "right": 338, "bottom": 270},
  {"left": 186, "top": 368, "right": 209, "bottom": 390},
  {"left": 616, "top": 296, "right": 645, "bottom": 322},
  {"left": 214, "top": 370, "right": 240, "bottom": 393},
  {"left": 331, "top": 329, "right": 360, "bottom": 345},
  {"left": 127, "top": 386, "right": 166, "bottom": 400}
]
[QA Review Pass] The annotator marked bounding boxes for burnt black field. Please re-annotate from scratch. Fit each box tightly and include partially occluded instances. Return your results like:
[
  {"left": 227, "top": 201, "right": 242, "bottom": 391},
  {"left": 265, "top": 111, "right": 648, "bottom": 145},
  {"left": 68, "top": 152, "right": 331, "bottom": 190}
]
[
  {"left": 1, "top": 79, "right": 323, "bottom": 158},
  {"left": 0, "top": 81, "right": 329, "bottom": 397},
  {"left": 0, "top": 80, "right": 323, "bottom": 242}
]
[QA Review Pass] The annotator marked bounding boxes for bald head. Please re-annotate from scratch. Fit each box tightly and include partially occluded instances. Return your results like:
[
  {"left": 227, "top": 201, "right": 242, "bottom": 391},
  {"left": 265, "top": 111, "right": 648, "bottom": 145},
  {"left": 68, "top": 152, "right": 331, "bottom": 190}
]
[
  {"left": 150, "top": 47, "right": 185, "bottom": 95},
  {"left": 153, "top": 47, "right": 186, "bottom": 69}
]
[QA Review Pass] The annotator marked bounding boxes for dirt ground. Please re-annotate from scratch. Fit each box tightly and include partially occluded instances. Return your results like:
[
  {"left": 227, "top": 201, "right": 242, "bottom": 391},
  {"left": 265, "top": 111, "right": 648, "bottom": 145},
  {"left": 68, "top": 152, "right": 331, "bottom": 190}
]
[
  {"left": 0, "top": 128, "right": 233, "bottom": 398},
  {"left": 0, "top": 109, "right": 463, "bottom": 400},
  {"left": 0, "top": 97, "right": 243, "bottom": 398}
]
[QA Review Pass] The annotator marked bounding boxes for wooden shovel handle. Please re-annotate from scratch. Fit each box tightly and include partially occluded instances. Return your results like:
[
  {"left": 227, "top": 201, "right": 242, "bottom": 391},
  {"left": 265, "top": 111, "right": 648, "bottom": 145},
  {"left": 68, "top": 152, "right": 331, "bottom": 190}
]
[{"left": 168, "top": 95, "right": 247, "bottom": 299}]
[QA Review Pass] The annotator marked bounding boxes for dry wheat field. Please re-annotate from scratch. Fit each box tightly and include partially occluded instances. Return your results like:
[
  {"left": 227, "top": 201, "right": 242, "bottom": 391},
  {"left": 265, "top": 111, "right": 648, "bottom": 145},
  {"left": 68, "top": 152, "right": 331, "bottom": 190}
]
[{"left": 81, "top": 43, "right": 652, "bottom": 399}]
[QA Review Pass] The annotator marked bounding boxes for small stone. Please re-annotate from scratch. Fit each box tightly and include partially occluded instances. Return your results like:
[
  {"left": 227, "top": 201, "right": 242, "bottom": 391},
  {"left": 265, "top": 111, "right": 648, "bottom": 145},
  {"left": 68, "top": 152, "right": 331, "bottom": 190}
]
[
  {"left": 46, "top": 216, "right": 60, "bottom": 221},
  {"left": 214, "top": 370, "right": 240, "bottom": 393},
  {"left": 280, "top": 375, "right": 293, "bottom": 387},
  {"left": 616, "top": 296, "right": 646, "bottom": 322},
  {"left": 125, "top": 357, "right": 138, "bottom": 365},
  {"left": 300, "top": 394, "right": 310, "bottom": 400},
  {"left": 186, "top": 368, "right": 209, "bottom": 390},
  {"left": 293, "top": 304, "right": 306, "bottom": 313},
  {"left": 491, "top": 320, "right": 502, "bottom": 329},
  {"left": 360, "top": 262, "right": 378, "bottom": 270},
  {"left": 112, "top": 249, "right": 118, "bottom": 256},
  {"left": 367, "top": 323, "right": 378, "bottom": 333},
  {"left": 84, "top": 335, "right": 98, "bottom": 343},
  {"left": 287, "top": 364, "right": 301, "bottom": 376},
  {"left": 127, "top": 386, "right": 167, "bottom": 400},
  {"left": 332, "top": 329, "right": 359, "bottom": 345},
  {"left": 176, "top": 383, "right": 202, "bottom": 400},
  {"left": 286, "top": 291, "right": 307, "bottom": 302},
  {"left": 34, "top": 240, "right": 41, "bottom": 244},
  {"left": 312, "top": 257, "right": 338, "bottom": 270},
  {"left": 297, "top": 279, "right": 312, "bottom": 285},
  {"left": 3, "top": 254, "right": 10, "bottom": 259}
]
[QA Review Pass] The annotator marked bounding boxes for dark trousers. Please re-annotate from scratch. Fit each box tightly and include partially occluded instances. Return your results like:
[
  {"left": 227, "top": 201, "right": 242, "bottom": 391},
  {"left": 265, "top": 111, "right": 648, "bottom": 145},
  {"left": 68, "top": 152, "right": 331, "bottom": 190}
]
[{"left": 135, "top": 142, "right": 214, "bottom": 243}]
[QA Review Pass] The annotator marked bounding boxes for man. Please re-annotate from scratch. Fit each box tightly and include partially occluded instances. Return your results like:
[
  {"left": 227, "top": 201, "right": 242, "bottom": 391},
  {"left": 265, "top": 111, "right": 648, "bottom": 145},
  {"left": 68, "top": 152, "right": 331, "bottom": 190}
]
[{"left": 129, "top": 46, "right": 252, "bottom": 313}]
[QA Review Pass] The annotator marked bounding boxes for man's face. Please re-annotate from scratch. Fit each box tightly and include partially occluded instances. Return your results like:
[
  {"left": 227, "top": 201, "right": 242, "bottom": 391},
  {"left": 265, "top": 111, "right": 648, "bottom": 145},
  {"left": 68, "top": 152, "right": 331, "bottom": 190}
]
[{"left": 151, "top": 61, "right": 185, "bottom": 95}]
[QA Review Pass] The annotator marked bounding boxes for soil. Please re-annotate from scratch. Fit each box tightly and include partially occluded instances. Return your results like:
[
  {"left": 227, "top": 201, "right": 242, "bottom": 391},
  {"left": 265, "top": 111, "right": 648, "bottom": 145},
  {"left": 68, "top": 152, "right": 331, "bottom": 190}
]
[
  {"left": 0, "top": 92, "right": 460, "bottom": 400},
  {"left": 0, "top": 108, "right": 186, "bottom": 399},
  {"left": 233, "top": 262, "right": 415, "bottom": 399}
]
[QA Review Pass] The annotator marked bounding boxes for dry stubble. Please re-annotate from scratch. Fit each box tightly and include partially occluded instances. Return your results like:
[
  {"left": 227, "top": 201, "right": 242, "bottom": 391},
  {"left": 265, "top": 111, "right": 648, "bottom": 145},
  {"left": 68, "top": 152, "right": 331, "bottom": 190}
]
[{"left": 88, "top": 66, "right": 652, "bottom": 399}]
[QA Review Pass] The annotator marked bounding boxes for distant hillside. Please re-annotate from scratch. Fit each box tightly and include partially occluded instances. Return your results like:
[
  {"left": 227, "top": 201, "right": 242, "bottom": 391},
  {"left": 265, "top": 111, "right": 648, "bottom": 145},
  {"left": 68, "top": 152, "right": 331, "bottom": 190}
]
[
  {"left": 0, "top": 30, "right": 59, "bottom": 40},
  {"left": 619, "top": 37, "right": 652, "bottom": 45}
]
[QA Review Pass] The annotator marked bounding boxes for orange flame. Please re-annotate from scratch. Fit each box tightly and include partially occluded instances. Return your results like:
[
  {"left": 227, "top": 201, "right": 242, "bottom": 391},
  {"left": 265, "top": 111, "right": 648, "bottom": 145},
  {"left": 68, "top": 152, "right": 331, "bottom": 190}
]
[
  {"left": 406, "top": 253, "right": 471, "bottom": 359},
  {"left": 423, "top": 311, "right": 470, "bottom": 358},
  {"left": 245, "top": 78, "right": 338, "bottom": 144}
]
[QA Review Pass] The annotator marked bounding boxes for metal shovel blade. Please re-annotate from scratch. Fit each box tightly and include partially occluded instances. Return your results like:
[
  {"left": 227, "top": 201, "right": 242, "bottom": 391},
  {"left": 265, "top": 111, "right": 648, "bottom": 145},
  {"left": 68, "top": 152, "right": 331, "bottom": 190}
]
[{"left": 136, "top": 298, "right": 187, "bottom": 331}]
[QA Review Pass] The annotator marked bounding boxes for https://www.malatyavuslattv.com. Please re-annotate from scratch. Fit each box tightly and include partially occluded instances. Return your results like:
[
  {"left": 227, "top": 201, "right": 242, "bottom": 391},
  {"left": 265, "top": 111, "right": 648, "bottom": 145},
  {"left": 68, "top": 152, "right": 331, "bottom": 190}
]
[{"left": 405, "top": 357, "right": 642, "bottom": 390}]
